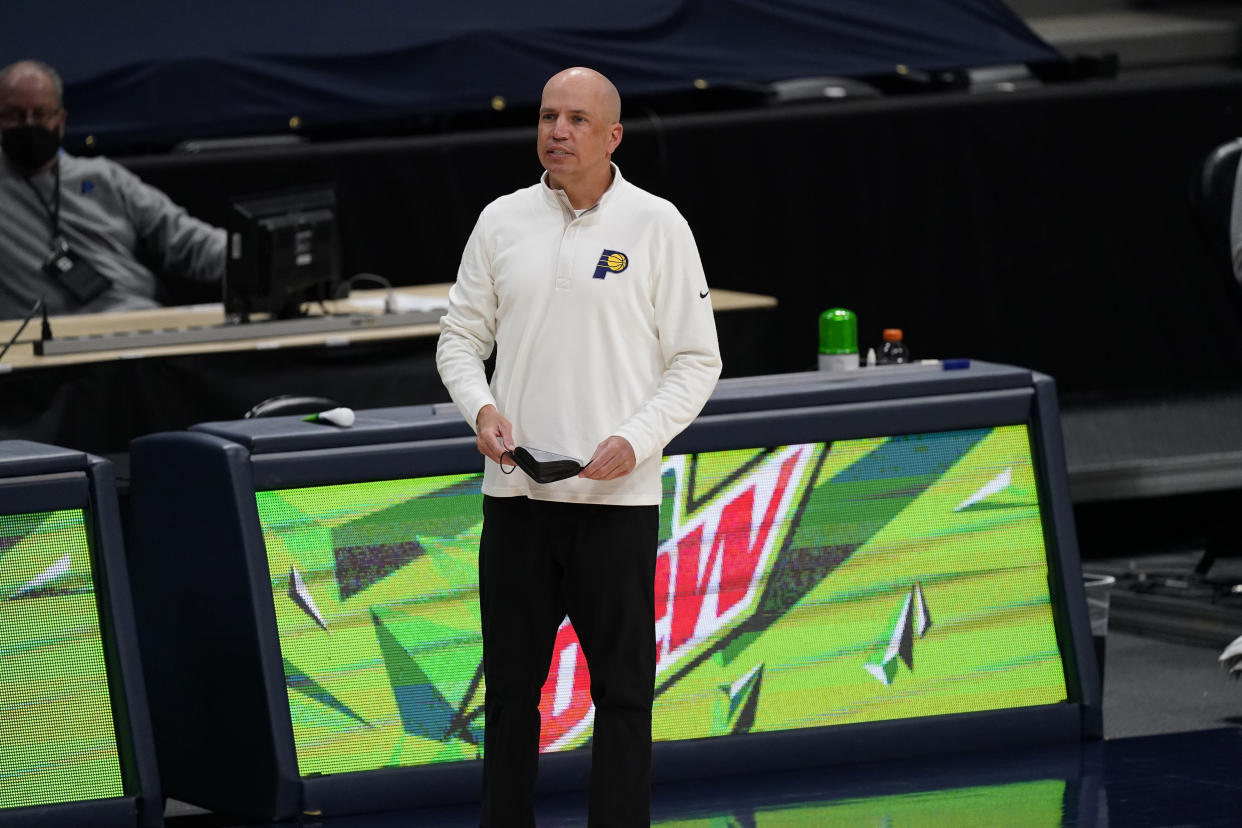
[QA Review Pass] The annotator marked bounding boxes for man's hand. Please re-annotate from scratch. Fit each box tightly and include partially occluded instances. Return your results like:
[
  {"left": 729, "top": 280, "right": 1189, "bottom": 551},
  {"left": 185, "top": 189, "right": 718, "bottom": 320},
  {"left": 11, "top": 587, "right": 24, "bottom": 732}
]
[
  {"left": 475, "top": 405, "right": 516, "bottom": 466},
  {"left": 580, "top": 436, "right": 636, "bottom": 481}
]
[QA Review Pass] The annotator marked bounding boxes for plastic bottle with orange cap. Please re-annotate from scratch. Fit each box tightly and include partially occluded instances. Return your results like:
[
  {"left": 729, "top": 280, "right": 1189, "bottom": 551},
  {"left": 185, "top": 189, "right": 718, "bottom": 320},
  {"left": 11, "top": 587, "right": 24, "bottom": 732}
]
[{"left": 877, "top": 328, "right": 910, "bottom": 365}]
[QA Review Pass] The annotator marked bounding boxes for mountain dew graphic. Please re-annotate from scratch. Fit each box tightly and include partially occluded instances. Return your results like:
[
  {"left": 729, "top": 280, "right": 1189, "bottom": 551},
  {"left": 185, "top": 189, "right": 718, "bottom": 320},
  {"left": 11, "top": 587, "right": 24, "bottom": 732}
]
[
  {"left": 655, "top": 446, "right": 817, "bottom": 676},
  {"left": 0, "top": 508, "right": 125, "bottom": 808},
  {"left": 715, "top": 663, "right": 764, "bottom": 734},
  {"left": 866, "top": 583, "right": 932, "bottom": 685},
  {"left": 259, "top": 424, "right": 1069, "bottom": 776},
  {"left": 288, "top": 567, "right": 330, "bottom": 633}
]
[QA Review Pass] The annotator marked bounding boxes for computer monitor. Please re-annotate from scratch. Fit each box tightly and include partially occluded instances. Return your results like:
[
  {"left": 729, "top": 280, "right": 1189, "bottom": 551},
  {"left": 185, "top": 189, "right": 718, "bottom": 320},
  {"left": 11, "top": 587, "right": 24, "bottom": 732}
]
[{"left": 224, "top": 187, "right": 341, "bottom": 322}]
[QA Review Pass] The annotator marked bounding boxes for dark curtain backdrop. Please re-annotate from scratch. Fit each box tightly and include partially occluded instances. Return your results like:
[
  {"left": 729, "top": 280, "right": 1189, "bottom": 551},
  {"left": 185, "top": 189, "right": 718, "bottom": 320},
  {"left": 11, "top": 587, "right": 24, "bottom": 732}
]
[{"left": 4, "top": 0, "right": 1057, "bottom": 148}]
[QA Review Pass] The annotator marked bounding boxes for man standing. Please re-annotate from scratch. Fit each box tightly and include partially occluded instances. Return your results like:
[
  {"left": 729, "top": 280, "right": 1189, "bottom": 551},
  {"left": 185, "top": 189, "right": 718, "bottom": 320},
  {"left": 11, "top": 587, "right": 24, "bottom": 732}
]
[
  {"left": 0, "top": 60, "right": 224, "bottom": 319},
  {"left": 436, "top": 67, "right": 721, "bottom": 826}
]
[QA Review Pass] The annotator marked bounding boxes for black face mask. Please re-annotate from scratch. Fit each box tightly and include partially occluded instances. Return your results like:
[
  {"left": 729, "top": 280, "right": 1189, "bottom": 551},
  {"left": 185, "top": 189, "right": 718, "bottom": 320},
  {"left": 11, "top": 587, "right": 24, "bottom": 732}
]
[{"left": 1, "top": 124, "right": 60, "bottom": 171}]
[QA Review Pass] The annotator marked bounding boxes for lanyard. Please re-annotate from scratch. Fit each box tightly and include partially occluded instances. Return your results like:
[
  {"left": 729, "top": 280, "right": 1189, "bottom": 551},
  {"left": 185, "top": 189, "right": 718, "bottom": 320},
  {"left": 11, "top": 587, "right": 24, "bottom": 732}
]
[{"left": 22, "top": 162, "right": 61, "bottom": 247}]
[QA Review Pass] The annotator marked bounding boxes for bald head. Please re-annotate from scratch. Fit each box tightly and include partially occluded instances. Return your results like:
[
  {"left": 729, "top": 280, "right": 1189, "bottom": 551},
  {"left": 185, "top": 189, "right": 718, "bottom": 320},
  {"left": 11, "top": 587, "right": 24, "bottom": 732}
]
[
  {"left": 0, "top": 60, "right": 63, "bottom": 109},
  {"left": 542, "top": 67, "right": 621, "bottom": 124}
]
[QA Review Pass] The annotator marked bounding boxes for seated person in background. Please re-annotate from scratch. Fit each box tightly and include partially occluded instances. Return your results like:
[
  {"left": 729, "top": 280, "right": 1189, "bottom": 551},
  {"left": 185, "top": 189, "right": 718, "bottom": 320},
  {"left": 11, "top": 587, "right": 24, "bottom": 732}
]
[{"left": 0, "top": 59, "right": 225, "bottom": 320}]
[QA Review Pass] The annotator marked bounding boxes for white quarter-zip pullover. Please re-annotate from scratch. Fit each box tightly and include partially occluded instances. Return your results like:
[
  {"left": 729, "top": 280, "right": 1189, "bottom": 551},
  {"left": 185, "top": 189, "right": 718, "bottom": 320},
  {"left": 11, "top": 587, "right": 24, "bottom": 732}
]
[{"left": 436, "top": 165, "right": 722, "bottom": 505}]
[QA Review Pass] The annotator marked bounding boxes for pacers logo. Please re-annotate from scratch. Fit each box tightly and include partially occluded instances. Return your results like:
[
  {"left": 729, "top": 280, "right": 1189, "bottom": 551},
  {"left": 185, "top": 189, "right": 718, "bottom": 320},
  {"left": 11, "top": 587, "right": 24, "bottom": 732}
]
[{"left": 592, "top": 249, "right": 628, "bottom": 280}]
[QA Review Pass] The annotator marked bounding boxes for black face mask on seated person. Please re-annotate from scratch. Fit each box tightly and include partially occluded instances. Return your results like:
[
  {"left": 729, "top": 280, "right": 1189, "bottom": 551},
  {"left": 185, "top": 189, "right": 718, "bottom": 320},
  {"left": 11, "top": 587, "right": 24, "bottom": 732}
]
[{"left": 1, "top": 124, "right": 60, "bottom": 172}]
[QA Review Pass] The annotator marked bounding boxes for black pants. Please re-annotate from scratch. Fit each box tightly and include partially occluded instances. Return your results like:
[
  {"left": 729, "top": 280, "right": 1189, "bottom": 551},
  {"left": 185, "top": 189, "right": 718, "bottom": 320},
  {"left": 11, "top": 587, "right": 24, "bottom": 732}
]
[{"left": 478, "top": 495, "right": 658, "bottom": 828}]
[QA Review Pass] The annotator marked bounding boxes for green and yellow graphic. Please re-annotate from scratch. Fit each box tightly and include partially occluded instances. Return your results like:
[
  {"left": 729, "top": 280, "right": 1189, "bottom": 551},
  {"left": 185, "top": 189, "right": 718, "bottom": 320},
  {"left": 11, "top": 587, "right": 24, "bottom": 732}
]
[
  {"left": 0, "top": 509, "right": 125, "bottom": 810},
  {"left": 258, "top": 425, "right": 1068, "bottom": 778}
]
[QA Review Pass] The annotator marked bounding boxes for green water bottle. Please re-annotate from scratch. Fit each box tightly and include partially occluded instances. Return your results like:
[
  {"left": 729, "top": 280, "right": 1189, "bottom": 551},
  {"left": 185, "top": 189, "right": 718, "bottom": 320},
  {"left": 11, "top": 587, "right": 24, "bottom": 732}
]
[{"left": 818, "top": 307, "right": 859, "bottom": 371}]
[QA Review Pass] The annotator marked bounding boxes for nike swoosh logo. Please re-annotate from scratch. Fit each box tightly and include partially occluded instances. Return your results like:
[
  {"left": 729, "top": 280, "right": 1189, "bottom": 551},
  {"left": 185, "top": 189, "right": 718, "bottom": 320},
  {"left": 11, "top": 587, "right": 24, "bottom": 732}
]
[{"left": 699, "top": 290, "right": 709, "bottom": 299}]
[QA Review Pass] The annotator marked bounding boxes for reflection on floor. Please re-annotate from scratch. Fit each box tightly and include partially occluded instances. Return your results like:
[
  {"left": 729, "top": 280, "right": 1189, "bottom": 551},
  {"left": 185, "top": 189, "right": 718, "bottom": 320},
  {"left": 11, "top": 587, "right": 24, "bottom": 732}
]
[{"left": 169, "top": 727, "right": 1242, "bottom": 827}]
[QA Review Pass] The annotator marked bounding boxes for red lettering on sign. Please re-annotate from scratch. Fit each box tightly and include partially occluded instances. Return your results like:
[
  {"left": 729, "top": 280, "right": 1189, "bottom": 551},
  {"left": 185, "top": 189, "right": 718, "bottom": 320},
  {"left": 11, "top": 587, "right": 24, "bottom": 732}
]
[
  {"left": 538, "top": 622, "right": 593, "bottom": 751},
  {"left": 669, "top": 525, "right": 707, "bottom": 654}
]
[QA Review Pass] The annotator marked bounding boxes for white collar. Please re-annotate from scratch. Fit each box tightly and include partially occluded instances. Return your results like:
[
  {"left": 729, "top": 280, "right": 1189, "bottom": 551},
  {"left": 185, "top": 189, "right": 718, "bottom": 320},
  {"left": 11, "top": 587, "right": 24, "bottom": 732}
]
[{"left": 539, "top": 162, "right": 624, "bottom": 215}]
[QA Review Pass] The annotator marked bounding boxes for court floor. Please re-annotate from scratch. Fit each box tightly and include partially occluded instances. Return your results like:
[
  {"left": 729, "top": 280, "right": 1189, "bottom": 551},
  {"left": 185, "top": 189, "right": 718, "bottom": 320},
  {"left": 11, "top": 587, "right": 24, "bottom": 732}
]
[{"left": 165, "top": 726, "right": 1242, "bottom": 827}]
